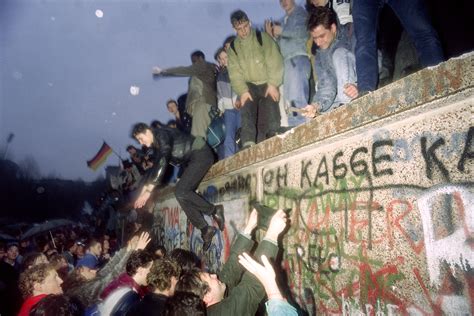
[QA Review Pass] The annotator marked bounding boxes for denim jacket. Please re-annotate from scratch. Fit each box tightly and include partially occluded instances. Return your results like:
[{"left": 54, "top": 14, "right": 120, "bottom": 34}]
[
  {"left": 278, "top": 5, "right": 308, "bottom": 60},
  {"left": 311, "top": 25, "right": 355, "bottom": 112},
  {"left": 266, "top": 299, "right": 298, "bottom": 316}
]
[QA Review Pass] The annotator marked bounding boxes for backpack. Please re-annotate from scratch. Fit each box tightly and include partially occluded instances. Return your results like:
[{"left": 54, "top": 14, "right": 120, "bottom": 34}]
[
  {"left": 230, "top": 30, "right": 263, "bottom": 56},
  {"left": 206, "top": 106, "right": 226, "bottom": 150}
]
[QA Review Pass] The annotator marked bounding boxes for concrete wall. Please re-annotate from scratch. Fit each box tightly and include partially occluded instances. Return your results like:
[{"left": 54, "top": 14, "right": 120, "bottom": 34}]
[{"left": 151, "top": 53, "right": 473, "bottom": 315}]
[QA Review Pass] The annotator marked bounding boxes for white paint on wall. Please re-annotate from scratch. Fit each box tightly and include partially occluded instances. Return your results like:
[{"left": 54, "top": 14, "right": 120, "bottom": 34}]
[{"left": 417, "top": 184, "right": 474, "bottom": 286}]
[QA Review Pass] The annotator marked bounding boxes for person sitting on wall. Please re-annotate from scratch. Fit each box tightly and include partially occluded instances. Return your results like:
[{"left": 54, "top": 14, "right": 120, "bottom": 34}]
[{"left": 130, "top": 122, "right": 225, "bottom": 251}]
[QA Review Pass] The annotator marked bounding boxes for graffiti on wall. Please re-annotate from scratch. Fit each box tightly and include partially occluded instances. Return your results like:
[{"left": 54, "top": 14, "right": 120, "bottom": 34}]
[
  {"left": 262, "top": 126, "right": 473, "bottom": 315},
  {"left": 154, "top": 196, "right": 250, "bottom": 272},
  {"left": 152, "top": 201, "right": 186, "bottom": 251},
  {"left": 203, "top": 174, "right": 254, "bottom": 203}
]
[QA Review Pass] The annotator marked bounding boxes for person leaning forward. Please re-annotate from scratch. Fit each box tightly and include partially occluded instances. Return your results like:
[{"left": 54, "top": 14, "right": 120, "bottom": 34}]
[
  {"left": 175, "top": 209, "right": 289, "bottom": 316},
  {"left": 131, "top": 123, "right": 225, "bottom": 251}
]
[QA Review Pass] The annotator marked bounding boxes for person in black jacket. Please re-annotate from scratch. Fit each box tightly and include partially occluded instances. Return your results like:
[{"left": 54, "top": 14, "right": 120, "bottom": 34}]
[{"left": 131, "top": 123, "right": 225, "bottom": 251}]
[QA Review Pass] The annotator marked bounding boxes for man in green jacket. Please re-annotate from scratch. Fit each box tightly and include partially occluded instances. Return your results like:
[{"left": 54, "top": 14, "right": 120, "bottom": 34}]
[
  {"left": 175, "top": 209, "right": 289, "bottom": 316},
  {"left": 152, "top": 50, "right": 217, "bottom": 150},
  {"left": 227, "top": 10, "right": 284, "bottom": 149}
]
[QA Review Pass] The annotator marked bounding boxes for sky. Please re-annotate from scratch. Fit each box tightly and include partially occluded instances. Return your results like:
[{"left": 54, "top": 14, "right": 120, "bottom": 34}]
[{"left": 0, "top": 0, "right": 300, "bottom": 181}]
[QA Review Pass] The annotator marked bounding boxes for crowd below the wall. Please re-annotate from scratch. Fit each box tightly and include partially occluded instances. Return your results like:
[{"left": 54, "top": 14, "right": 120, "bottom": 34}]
[
  {"left": 1, "top": 0, "right": 456, "bottom": 314},
  {"left": 1, "top": 205, "right": 298, "bottom": 315}
]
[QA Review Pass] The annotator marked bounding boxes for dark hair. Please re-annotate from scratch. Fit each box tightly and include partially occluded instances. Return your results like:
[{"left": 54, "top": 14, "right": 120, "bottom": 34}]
[
  {"left": 126, "top": 250, "right": 154, "bottom": 276},
  {"left": 305, "top": 0, "right": 331, "bottom": 13},
  {"left": 166, "top": 119, "right": 177, "bottom": 127},
  {"left": 166, "top": 99, "right": 177, "bottom": 107},
  {"left": 61, "top": 268, "right": 86, "bottom": 294},
  {"left": 230, "top": 10, "right": 249, "bottom": 27},
  {"left": 65, "top": 239, "right": 76, "bottom": 251},
  {"left": 164, "top": 291, "right": 206, "bottom": 316},
  {"left": 175, "top": 268, "right": 210, "bottom": 299},
  {"left": 147, "top": 258, "right": 181, "bottom": 292},
  {"left": 131, "top": 122, "right": 151, "bottom": 139},
  {"left": 49, "top": 254, "right": 66, "bottom": 268},
  {"left": 150, "top": 120, "right": 164, "bottom": 129},
  {"left": 6, "top": 243, "right": 19, "bottom": 251},
  {"left": 87, "top": 239, "right": 100, "bottom": 250},
  {"left": 126, "top": 145, "right": 137, "bottom": 152},
  {"left": 191, "top": 50, "right": 205, "bottom": 60},
  {"left": 122, "top": 159, "right": 133, "bottom": 169},
  {"left": 169, "top": 248, "right": 201, "bottom": 273},
  {"left": 223, "top": 35, "right": 236, "bottom": 48},
  {"left": 148, "top": 243, "right": 167, "bottom": 259},
  {"left": 30, "top": 294, "right": 84, "bottom": 316},
  {"left": 307, "top": 6, "right": 337, "bottom": 31},
  {"left": 214, "top": 47, "right": 226, "bottom": 61},
  {"left": 21, "top": 252, "right": 47, "bottom": 271}
]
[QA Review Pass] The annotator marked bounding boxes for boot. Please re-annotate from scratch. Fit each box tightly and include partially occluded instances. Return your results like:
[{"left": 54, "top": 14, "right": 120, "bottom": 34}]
[
  {"left": 212, "top": 205, "right": 225, "bottom": 231},
  {"left": 201, "top": 226, "right": 217, "bottom": 251}
]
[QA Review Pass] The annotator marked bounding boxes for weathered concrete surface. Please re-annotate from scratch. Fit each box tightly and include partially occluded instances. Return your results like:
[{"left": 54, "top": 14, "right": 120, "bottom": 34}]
[{"left": 151, "top": 53, "right": 473, "bottom": 315}]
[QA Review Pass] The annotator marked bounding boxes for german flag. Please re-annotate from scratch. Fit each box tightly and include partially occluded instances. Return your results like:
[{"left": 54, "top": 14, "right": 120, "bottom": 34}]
[{"left": 87, "top": 142, "right": 113, "bottom": 170}]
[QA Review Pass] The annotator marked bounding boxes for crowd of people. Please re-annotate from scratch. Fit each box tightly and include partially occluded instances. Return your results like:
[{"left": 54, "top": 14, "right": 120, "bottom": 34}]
[
  {"left": 1, "top": 207, "right": 297, "bottom": 316},
  {"left": 1, "top": 1, "right": 447, "bottom": 314},
  {"left": 113, "top": 0, "right": 443, "bottom": 258}
]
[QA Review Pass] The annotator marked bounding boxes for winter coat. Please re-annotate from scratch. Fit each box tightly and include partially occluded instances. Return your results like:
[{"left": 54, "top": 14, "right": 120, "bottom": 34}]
[
  {"left": 64, "top": 248, "right": 131, "bottom": 308},
  {"left": 207, "top": 234, "right": 279, "bottom": 316},
  {"left": 228, "top": 29, "right": 284, "bottom": 96}
]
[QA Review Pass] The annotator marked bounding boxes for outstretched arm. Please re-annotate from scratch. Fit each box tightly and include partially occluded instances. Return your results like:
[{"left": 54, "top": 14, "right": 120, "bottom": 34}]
[
  {"left": 210, "top": 210, "right": 289, "bottom": 316},
  {"left": 238, "top": 253, "right": 298, "bottom": 316},
  {"left": 218, "top": 209, "right": 258, "bottom": 288}
]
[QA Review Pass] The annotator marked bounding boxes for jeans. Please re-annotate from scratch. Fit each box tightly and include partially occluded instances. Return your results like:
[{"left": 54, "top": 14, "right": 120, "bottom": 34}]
[
  {"left": 240, "top": 83, "right": 281, "bottom": 147},
  {"left": 223, "top": 108, "right": 241, "bottom": 158},
  {"left": 353, "top": 0, "right": 444, "bottom": 92},
  {"left": 284, "top": 55, "right": 311, "bottom": 127},
  {"left": 174, "top": 144, "right": 215, "bottom": 230}
]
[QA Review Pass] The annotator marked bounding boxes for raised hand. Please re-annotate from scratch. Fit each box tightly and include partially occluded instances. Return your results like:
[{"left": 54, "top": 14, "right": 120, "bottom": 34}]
[
  {"left": 238, "top": 253, "right": 283, "bottom": 300},
  {"left": 135, "top": 231, "right": 151, "bottom": 250},
  {"left": 243, "top": 209, "right": 258, "bottom": 235},
  {"left": 265, "top": 209, "right": 288, "bottom": 242}
]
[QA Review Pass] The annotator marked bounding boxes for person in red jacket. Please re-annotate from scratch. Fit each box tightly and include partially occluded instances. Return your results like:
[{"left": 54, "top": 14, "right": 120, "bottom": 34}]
[
  {"left": 18, "top": 263, "right": 63, "bottom": 316},
  {"left": 100, "top": 250, "right": 153, "bottom": 300}
]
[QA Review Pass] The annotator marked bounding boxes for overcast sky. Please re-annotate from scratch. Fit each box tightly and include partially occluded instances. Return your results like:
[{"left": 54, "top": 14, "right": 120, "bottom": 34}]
[{"left": 0, "top": 0, "right": 301, "bottom": 181}]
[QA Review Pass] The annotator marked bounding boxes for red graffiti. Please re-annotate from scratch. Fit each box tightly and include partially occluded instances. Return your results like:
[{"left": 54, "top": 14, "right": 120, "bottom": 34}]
[
  {"left": 387, "top": 199, "right": 424, "bottom": 254},
  {"left": 162, "top": 206, "right": 180, "bottom": 227}
]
